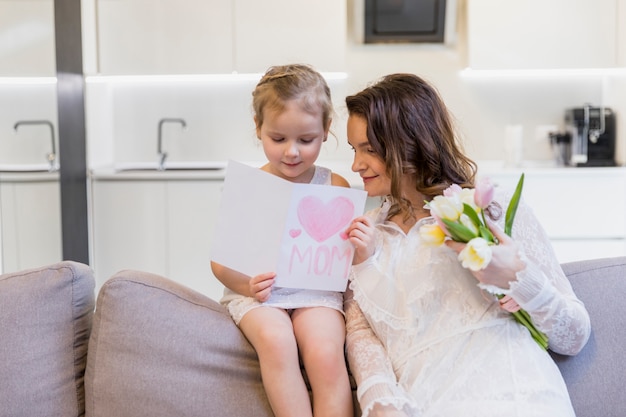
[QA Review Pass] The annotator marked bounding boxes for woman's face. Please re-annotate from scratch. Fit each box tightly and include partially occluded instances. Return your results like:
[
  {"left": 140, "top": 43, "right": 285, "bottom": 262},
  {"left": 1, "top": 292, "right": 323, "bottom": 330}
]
[
  {"left": 347, "top": 115, "right": 391, "bottom": 197},
  {"left": 257, "top": 99, "right": 327, "bottom": 183}
]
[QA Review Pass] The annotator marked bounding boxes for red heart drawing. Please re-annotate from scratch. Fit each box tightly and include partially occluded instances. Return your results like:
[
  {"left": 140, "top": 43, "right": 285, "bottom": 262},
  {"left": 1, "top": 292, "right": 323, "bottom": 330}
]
[
  {"left": 297, "top": 196, "right": 354, "bottom": 243},
  {"left": 289, "top": 229, "right": 302, "bottom": 238}
]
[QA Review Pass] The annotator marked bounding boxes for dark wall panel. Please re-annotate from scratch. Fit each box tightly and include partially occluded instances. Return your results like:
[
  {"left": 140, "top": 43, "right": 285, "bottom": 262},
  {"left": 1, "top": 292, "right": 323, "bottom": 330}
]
[{"left": 54, "top": 0, "right": 89, "bottom": 265}]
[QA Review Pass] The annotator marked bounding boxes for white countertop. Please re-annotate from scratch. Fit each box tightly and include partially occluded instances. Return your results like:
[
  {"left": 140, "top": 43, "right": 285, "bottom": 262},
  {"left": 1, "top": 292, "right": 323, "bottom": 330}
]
[
  {"left": 90, "top": 167, "right": 228, "bottom": 181},
  {"left": 0, "top": 171, "right": 60, "bottom": 182},
  {"left": 88, "top": 159, "right": 626, "bottom": 185},
  {"left": 89, "top": 160, "right": 356, "bottom": 181}
]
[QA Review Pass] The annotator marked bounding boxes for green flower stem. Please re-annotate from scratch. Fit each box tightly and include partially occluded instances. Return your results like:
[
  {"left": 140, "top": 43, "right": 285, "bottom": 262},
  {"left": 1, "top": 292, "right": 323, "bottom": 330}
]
[
  {"left": 481, "top": 210, "right": 488, "bottom": 231},
  {"left": 517, "top": 308, "right": 548, "bottom": 343},
  {"left": 497, "top": 173, "right": 549, "bottom": 350},
  {"left": 497, "top": 294, "right": 549, "bottom": 350},
  {"left": 512, "top": 310, "right": 549, "bottom": 350}
]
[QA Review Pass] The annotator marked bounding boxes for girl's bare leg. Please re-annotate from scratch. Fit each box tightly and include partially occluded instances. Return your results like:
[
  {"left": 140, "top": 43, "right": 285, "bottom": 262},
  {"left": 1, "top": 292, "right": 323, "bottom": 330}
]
[
  {"left": 292, "top": 307, "right": 353, "bottom": 417},
  {"left": 239, "top": 307, "right": 313, "bottom": 417}
]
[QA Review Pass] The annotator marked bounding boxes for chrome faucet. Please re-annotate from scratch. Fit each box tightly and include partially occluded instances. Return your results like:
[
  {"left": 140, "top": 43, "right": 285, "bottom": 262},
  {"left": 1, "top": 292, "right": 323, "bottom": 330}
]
[
  {"left": 157, "top": 118, "right": 187, "bottom": 170},
  {"left": 13, "top": 120, "right": 57, "bottom": 171}
]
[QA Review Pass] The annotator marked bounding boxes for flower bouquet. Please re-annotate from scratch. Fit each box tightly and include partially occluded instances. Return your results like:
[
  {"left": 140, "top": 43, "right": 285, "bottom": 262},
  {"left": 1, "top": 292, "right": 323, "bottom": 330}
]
[{"left": 420, "top": 174, "right": 549, "bottom": 350}]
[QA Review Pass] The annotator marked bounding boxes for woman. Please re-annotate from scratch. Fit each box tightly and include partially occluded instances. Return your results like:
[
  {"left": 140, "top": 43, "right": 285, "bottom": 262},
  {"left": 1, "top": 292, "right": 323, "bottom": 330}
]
[{"left": 343, "top": 73, "right": 590, "bottom": 417}]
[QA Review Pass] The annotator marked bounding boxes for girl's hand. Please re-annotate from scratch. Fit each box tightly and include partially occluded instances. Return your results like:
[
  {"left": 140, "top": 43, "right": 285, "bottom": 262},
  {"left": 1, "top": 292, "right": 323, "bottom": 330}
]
[
  {"left": 249, "top": 272, "right": 276, "bottom": 302},
  {"left": 446, "top": 221, "right": 525, "bottom": 289},
  {"left": 346, "top": 216, "right": 376, "bottom": 265}
]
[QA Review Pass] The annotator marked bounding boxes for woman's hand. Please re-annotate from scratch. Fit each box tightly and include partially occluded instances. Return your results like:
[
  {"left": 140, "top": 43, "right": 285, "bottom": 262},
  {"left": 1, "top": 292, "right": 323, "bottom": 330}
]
[
  {"left": 249, "top": 272, "right": 276, "bottom": 302},
  {"left": 371, "top": 404, "right": 410, "bottom": 417},
  {"left": 499, "top": 294, "right": 521, "bottom": 313},
  {"left": 346, "top": 215, "right": 376, "bottom": 265},
  {"left": 446, "top": 220, "right": 525, "bottom": 290}
]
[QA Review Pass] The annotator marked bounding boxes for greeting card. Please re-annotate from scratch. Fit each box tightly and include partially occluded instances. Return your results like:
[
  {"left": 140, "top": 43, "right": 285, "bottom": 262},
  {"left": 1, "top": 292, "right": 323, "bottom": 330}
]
[{"left": 211, "top": 160, "right": 367, "bottom": 292}]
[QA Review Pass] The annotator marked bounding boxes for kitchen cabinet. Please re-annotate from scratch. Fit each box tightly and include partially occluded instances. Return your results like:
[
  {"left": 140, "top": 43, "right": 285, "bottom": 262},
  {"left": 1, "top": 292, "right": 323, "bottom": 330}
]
[
  {"left": 232, "top": 0, "right": 346, "bottom": 73},
  {"left": 467, "top": 0, "right": 619, "bottom": 70},
  {"left": 619, "top": 2, "right": 626, "bottom": 67},
  {"left": 483, "top": 167, "right": 626, "bottom": 263},
  {"left": 90, "top": 177, "right": 225, "bottom": 300},
  {"left": 95, "top": 0, "right": 346, "bottom": 75},
  {"left": 96, "top": 0, "right": 233, "bottom": 74},
  {"left": 0, "top": 174, "right": 62, "bottom": 273},
  {"left": 0, "top": 0, "right": 56, "bottom": 76}
]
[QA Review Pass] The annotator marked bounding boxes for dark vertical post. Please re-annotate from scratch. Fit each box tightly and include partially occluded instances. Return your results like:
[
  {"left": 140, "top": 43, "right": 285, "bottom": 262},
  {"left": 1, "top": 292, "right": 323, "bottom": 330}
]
[{"left": 54, "top": 0, "right": 90, "bottom": 264}]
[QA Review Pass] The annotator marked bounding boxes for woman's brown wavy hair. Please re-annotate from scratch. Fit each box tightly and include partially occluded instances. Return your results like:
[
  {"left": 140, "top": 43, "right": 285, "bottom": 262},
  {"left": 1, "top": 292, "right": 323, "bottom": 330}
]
[{"left": 345, "top": 73, "right": 477, "bottom": 221}]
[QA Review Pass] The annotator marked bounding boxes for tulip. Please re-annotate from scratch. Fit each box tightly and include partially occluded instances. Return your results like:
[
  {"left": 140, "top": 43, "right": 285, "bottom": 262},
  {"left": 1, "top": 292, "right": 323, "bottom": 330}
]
[
  {"left": 443, "top": 183, "right": 462, "bottom": 197},
  {"left": 419, "top": 223, "right": 447, "bottom": 246},
  {"left": 459, "top": 213, "right": 479, "bottom": 236},
  {"left": 427, "top": 194, "right": 463, "bottom": 221},
  {"left": 458, "top": 237, "right": 492, "bottom": 271},
  {"left": 459, "top": 188, "right": 478, "bottom": 210},
  {"left": 474, "top": 177, "right": 495, "bottom": 209}
]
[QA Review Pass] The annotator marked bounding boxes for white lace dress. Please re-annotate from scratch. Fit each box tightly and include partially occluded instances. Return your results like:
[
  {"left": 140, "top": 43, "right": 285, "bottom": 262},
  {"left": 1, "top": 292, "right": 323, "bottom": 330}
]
[
  {"left": 345, "top": 189, "right": 591, "bottom": 417},
  {"left": 221, "top": 165, "right": 344, "bottom": 325}
]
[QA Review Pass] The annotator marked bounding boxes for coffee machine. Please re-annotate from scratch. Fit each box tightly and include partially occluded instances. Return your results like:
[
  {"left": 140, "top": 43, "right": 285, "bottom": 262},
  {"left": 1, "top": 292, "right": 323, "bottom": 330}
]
[{"left": 564, "top": 104, "right": 616, "bottom": 167}]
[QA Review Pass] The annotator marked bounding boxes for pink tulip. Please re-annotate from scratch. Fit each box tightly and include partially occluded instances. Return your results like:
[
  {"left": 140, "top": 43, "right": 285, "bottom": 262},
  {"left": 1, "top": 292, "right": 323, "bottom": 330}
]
[{"left": 474, "top": 177, "right": 494, "bottom": 209}]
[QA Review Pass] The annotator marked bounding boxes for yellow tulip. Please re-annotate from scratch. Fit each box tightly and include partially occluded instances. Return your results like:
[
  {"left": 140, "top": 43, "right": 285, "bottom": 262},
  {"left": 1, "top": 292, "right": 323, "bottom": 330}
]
[
  {"left": 419, "top": 223, "right": 447, "bottom": 246},
  {"left": 458, "top": 237, "right": 492, "bottom": 271}
]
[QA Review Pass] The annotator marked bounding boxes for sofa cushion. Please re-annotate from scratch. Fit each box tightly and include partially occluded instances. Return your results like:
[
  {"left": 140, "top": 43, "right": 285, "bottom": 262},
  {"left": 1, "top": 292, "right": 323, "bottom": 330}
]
[
  {"left": 85, "top": 270, "right": 274, "bottom": 417},
  {"left": 0, "top": 261, "right": 95, "bottom": 417},
  {"left": 552, "top": 256, "right": 626, "bottom": 417}
]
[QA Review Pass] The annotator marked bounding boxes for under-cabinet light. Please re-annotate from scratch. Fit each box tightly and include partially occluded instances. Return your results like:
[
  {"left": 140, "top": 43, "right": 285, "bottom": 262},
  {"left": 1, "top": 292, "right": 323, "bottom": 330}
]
[
  {"left": 460, "top": 67, "right": 626, "bottom": 80},
  {"left": 0, "top": 77, "right": 57, "bottom": 85},
  {"left": 85, "top": 72, "right": 348, "bottom": 84}
]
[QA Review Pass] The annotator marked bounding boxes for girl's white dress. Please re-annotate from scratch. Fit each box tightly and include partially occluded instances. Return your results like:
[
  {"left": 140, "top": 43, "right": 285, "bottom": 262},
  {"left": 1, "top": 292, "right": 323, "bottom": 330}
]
[
  {"left": 221, "top": 165, "right": 344, "bottom": 325},
  {"left": 345, "top": 189, "right": 591, "bottom": 417}
]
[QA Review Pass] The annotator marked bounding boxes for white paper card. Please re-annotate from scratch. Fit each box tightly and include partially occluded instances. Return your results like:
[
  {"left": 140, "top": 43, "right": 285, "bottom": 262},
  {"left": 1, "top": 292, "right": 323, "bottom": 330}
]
[{"left": 211, "top": 160, "right": 367, "bottom": 292}]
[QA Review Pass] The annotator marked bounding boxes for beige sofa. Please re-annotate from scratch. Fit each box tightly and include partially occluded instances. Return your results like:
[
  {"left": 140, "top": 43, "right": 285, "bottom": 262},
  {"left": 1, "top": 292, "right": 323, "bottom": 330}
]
[{"left": 1, "top": 257, "right": 625, "bottom": 417}]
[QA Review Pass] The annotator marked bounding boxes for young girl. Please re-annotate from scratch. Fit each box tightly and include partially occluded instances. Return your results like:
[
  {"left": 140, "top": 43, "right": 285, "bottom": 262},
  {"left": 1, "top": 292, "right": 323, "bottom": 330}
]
[
  {"left": 211, "top": 64, "right": 353, "bottom": 417},
  {"left": 344, "top": 73, "right": 590, "bottom": 417}
]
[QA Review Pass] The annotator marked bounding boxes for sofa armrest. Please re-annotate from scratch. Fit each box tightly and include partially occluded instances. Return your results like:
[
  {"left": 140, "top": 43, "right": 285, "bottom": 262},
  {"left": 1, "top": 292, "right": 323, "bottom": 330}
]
[
  {"left": 552, "top": 256, "right": 626, "bottom": 417},
  {"left": 0, "top": 261, "right": 95, "bottom": 417},
  {"left": 84, "top": 270, "right": 273, "bottom": 417}
]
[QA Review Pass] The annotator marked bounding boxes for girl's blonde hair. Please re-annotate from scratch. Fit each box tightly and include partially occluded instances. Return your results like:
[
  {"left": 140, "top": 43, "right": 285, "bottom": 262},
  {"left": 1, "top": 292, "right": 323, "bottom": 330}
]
[{"left": 252, "top": 64, "right": 333, "bottom": 131}]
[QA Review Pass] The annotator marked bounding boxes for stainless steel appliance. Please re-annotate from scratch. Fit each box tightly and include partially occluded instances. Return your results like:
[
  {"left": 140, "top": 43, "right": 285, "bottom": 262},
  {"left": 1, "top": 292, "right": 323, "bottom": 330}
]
[{"left": 565, "top": 105, "right": 616, "bottom": 167}]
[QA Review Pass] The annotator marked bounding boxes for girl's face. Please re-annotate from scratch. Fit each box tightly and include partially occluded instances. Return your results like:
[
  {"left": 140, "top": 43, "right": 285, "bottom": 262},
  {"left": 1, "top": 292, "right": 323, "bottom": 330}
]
[
  {"left": 347, "top": 115, "right": 391, "bottom": 197},
  {"left": 257, "top": 99, "right": 327, "bottom": 183}
]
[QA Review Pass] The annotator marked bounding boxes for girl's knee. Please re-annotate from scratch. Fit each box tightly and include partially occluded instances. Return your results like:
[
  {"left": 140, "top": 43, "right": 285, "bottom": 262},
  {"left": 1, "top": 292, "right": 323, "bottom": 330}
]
[
  {"left": 257, "top": 327, "right": 297, "bottom": 355},
  {"left": 242, "top": 316, "right": 298, "bottom": 360},
  {"left": 304, "top": 340, "right": 347, "bottom": 373}
]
